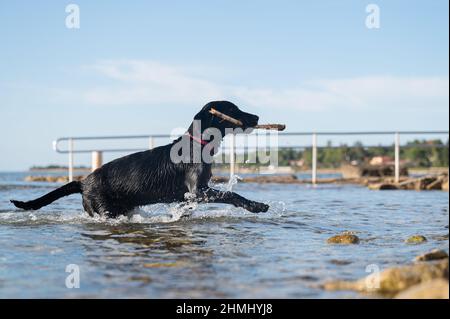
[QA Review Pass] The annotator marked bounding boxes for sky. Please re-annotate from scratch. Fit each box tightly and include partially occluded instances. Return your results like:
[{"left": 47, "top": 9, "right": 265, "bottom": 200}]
[{"left": 0, "top": 0, "right": 448, "bottom": 170}]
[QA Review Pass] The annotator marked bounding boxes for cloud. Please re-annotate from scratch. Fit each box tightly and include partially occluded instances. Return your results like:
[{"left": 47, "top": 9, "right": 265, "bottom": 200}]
[
  {"left": 81, "top": 59, "right": 449, "bottom": 112},
  {"left": 83, "top": 60, "right": 223, "bottom": 106}
]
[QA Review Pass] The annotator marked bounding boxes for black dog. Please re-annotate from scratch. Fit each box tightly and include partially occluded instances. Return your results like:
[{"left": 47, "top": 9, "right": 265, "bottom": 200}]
[{"left": 11, "top": 101, "right": 270, "bottom": 217}]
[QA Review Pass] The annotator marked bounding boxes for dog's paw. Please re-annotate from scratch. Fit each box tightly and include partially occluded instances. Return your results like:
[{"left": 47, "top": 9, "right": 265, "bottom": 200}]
[{"left": 246, "top": 201, "right": 269, "bottom": 213}]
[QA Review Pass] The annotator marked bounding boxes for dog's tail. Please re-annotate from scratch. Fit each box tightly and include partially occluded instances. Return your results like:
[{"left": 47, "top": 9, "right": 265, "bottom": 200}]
[{"left": 10, "top": 181, "right": 82, "bottom": 211}]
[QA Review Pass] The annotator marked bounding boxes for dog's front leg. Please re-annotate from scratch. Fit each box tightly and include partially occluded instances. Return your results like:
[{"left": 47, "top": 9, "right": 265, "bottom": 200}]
[{"left": 197, "top": 188, "right": 269, "bottom": 213}]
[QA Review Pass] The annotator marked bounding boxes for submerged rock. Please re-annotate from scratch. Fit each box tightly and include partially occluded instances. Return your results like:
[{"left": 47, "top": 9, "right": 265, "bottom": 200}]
[
  {"left": 329, "top": 259, "right": 353, "bottom": 266},
  {"left": 415, "top": 249, "right": 449, "bottom": 262},
  {"left": 405, "top": 235, "right": 427, "bottom": 244},
  {"left": 143, "top": 262, "right": 185, "bottom": 268},
  {"left": 433, "top": 233, "right": 449, "bottom": 241},
  {"left": 394, "top": 279, "right": 449, "bottom": 299},
  {"left": 323, "top": 258, "right": 448, "bottom": 296},
  {"left": 327, "top": 234, "right": 360, "bottom": 245},
  {"left": 128, "top": 275, "right": 153, "bottom": 284}
]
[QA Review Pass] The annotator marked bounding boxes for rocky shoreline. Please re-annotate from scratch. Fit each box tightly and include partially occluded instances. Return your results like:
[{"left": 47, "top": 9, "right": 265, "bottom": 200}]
[
  {"left": 368, "top": 173, "right": 449, "bottom": 191},
  {"left": 323, "top": 257, "right": 448, "bottom": 299}
]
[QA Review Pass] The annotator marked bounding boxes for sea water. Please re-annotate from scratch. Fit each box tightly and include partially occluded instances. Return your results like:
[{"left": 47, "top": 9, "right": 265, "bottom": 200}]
[{"left": 0, "top": 172, "right": 448, "bottom": 298}]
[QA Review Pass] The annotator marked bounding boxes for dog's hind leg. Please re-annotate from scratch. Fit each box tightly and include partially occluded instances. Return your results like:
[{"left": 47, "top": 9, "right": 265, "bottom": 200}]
[
  {"left": 101, "top": 202, "right": 131, "bottom": 219},
  {"left": 81, "top": 196, "right": 124, "bottom": 218},
  {"left": 82, "top": 197, "right": 95, "bottom": 217},
  {"left": 196, "top": 188, "right": 269, "bottom": 213}
]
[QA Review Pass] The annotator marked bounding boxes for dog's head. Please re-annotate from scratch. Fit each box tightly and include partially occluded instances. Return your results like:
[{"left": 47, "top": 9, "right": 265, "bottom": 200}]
[{"left": 192, "top": 101, "right": 259, "bottom": 137}]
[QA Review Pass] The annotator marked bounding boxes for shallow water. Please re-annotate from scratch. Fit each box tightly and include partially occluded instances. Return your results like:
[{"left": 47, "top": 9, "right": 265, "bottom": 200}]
[{"left": 0, "top": 172, "right": 448, "bottom": 298}]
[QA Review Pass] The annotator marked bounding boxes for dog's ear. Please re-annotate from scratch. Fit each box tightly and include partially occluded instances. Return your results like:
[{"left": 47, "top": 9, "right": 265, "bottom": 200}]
[
  {"left": 194, "top": 102, "right": 214, "bottom": 119},
  {"left": 191, "top": 103, "right": 215, "bottom": 133},
  {"left": 193, "top": 101, "right": 244, "bottom": 131}
]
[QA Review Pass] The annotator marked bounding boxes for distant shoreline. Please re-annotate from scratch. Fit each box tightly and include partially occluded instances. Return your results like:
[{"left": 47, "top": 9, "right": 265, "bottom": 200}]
[
  {"left": 29, "top": 167, "right": 91, "bottom": 172},
  {"left": 27, "top": 166, "right": 448, "bottom": 174}
]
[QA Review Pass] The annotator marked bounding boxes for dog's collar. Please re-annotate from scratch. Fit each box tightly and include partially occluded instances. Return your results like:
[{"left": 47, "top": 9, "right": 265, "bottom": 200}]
[{"left": 186, "top": 133, "right": 209, "bottom": 146}]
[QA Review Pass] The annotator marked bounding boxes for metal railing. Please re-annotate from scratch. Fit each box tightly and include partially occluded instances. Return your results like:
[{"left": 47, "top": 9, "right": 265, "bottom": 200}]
[{"left": 53, "top": 130, "right": 449, "bottom": 184}]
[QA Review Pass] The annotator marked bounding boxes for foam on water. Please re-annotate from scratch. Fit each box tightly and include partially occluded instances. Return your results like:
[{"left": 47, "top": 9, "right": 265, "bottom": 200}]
[{"left": 0, "top": 200, "right": 286, "bottom": 226}]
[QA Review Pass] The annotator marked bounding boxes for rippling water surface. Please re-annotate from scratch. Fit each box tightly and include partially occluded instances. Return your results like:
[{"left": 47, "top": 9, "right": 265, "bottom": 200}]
[{"left": 0, "top": 172, "right": 448, "bottom": 298}]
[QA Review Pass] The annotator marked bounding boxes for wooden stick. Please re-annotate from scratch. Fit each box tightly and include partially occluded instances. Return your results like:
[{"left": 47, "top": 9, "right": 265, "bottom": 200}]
[
  {"left": 209, "top": 108, "right": 286, "bottom": 131},
  {"left": 254, "top": 124, "right": 286, "bottom": 131},
  {"left": 209, "top": 108, "right": 243, "bottom": 126}
]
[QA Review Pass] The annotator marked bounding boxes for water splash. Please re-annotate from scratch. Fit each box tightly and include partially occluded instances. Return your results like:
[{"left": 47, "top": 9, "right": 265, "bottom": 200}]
[
  {"left": 0, "top": 198, "right": 285, "bottom": 225},
  {"left": 227, "top": 174, "right": 242, "bottom": 192}
]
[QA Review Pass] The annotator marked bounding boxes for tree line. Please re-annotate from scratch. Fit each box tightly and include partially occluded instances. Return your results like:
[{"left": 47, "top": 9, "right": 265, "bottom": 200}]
[{"left": 277, "top": 139, "right": 449, "bottom": 168}]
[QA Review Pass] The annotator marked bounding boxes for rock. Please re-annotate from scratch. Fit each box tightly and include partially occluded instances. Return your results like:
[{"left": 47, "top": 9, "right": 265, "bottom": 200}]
[
  {"left": 415, "top": 249, "right": 449, "bottom": 262},
  {"left": 432, "top": 233, "right": 449, "bottom": 241},
  {"left": 443, "top": 179, "right": 449, "bottom": 192},
  {"left": 243, "top": 175, "right": 299, "bottom": 184},
  {"left": 128, "top": 275, "right": 153, "bottom": 284},
  {"left": 341, "top": 164, "right": 362, "bottom": 179},
  {"left": 327, "top": 234, "right": 360, "bottom": 245},
  {"left": 414, "top": 177, "right": 439, "bottom": 191},
  {"left": 394, "top": 279, "right": 449, "bottom": 299},
  {"left": 25, "top": 175, "right": 86, "bottom": 183},
  {"left": 368, "top": 183, "right": 398, "bottom": 190},
  {"left": 143, "top": 260, "right": 190, "bottom": 268},
  {"left": 342, "top": 164, "right": 408, "bottom": 178},
  {"left": 143, "top": 262, "right": 181, "bottom": 268},
  {"left": 394, "top": 174, "right": 449, "bottom": 191},
  {"left": 323, "top": 258, "right": 448, "bottom": 296},
  {"left": 211, "top": 174, "right": 300, "bottom": 184},
  {"left": 329, "top": 259, "right": 353, "bottom": 266},
  {"left": 425, "top": 177, "right": 444, "bottom": 190},
  {"left": 406, "top": 235, "right": 427, "bottom": 244}
]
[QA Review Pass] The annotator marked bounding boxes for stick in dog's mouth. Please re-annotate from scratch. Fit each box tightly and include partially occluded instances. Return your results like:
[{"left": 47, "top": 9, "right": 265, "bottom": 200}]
[
  {"left": 253, "top": 124, "right": 286, "bottom": 131},
  {"left": 209, "top": 108, "right": 286, "bottom": 131},
  {"left": 209, "top": 108, "right": 243, "bottom": 126}
]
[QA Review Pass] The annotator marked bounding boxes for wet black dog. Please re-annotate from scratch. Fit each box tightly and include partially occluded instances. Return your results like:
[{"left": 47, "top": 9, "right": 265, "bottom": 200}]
[{"left": 11, "top": 101, "right": 269, "bottom": 218}]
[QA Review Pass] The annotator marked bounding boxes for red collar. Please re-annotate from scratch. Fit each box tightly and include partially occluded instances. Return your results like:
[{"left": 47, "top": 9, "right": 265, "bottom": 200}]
[{"left": 186, "top": 133, "right": 209, "bottom": 146}]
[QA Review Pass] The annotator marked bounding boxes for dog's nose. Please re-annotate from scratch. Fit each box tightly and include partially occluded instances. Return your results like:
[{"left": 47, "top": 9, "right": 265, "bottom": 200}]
[
  {"left": 242, "top": 113, "right": 259, "bottom": 127},
  {"left": 251, "top": 115, "right": 259, "bottom": 125}
]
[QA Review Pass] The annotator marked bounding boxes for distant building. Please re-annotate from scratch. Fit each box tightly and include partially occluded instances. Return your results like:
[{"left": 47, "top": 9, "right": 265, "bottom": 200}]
[
  {"left": 289, "top": 159, "right": 305, "bottom": 167},
  {"left": 369, "top": 156, "right": 394, "bottom": 166},
  {"left": 369, "top": 156, "right": 408, "bottom": 166}
]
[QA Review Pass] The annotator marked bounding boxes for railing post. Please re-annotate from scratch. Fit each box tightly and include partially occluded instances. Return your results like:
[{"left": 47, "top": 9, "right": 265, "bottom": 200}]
[
  {"left": 148, "top": 137, "right": 154, "bottom": 149},
  {"left": 394, "top": 132, "right": 400, "bottom": 183},
  {"left": 312, "top": 133, "right": 317, "bottom": 184},
  {"left": 68, "top": 138, "right": 74, "bottom": 182},
  {"left": 91, "top": 151, "right": 103, "bottom": 172},
  {"left": 230, "top": 134, "right": 235, "bottom": 179}
]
